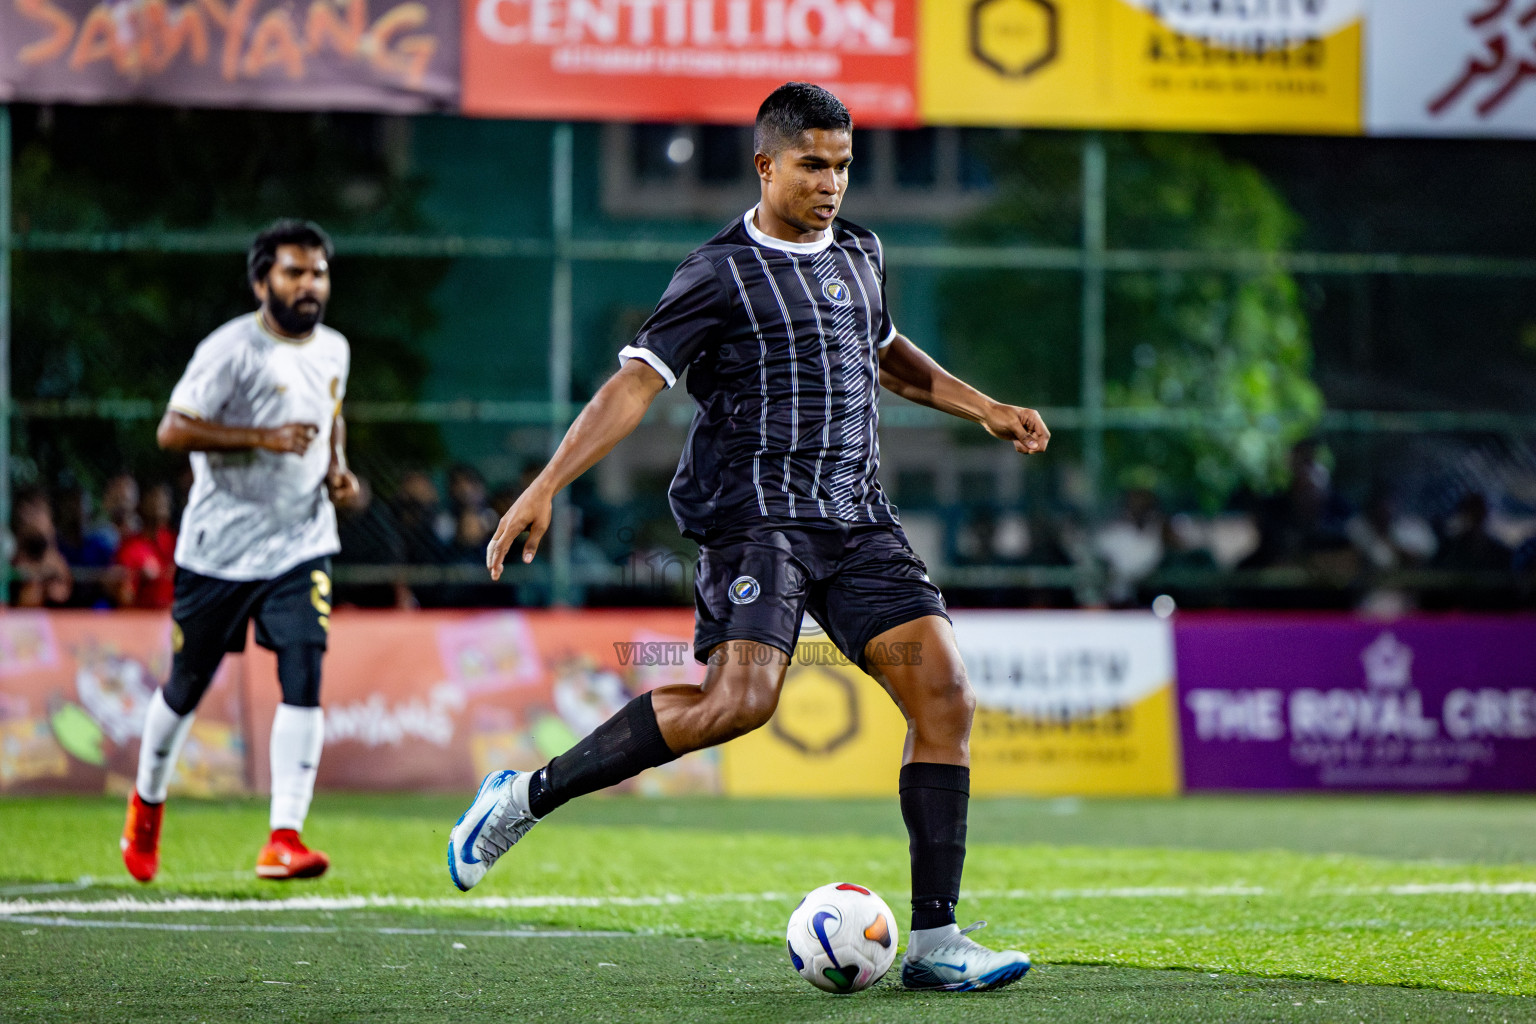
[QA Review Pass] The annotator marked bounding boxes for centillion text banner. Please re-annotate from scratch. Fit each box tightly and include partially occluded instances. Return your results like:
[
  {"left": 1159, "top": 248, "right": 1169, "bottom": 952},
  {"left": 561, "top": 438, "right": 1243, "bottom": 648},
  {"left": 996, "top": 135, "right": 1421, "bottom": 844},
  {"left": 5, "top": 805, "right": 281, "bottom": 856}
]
[{"left": 463, "top": 0, "right": 919, "bottom": 125}]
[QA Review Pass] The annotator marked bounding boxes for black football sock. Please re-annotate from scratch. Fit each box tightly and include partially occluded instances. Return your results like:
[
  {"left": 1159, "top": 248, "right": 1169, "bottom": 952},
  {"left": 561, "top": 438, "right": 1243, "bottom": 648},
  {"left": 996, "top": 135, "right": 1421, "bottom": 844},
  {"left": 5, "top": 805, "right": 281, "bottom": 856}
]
[
  {"left": 526, "top": 691, "right": 677, "bottom": 818},
  {"left": 900, "top": 761, "right": 970, "bottom": 933}
]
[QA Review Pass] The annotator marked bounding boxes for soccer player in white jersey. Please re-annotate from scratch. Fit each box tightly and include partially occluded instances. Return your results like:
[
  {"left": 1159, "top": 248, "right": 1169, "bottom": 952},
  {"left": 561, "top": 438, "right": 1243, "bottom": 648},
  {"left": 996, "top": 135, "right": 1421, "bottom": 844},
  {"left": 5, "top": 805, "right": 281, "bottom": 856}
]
[
  {"left": 121, "top": 220, "right": 357, "bottom": 882},
  {"left": 448, "top": 84, "right": 1047, "bottom": 992}
]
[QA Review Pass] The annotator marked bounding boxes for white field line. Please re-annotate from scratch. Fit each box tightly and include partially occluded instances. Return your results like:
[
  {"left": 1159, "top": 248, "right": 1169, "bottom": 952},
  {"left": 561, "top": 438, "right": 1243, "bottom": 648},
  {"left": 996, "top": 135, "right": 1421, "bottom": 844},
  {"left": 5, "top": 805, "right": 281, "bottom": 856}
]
[
  {"left": 0, "top": 892, "right": 786, "bottom": 916},
  {"left": 976, "top": 882, "right": 1536, "bottom": 898},
  {"left": 4, "top": 914, "right": 636, "bottom": 937},
  {"left": 2, "top": 882, "right": 1534, "bottom": 919}
]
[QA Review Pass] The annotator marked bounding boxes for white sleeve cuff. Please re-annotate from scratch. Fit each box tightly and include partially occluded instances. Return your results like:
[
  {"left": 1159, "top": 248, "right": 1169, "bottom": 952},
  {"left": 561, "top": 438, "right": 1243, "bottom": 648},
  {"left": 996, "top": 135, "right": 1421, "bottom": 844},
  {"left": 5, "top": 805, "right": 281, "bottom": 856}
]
[
  {"left": 877, "top": 324, "right": 899, "bottom": 349},
  {"left": 618, "top": 345, "right": 678, "bottom": 389}
]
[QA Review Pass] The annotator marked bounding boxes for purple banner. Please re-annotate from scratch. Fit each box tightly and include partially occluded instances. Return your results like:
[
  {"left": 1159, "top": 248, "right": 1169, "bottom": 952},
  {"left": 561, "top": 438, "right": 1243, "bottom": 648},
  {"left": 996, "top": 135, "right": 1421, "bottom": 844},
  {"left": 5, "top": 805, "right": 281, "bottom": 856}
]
[
  {"left": 1175, "top": 617, "right": 1536, "bottom": 790},
  {"left": 0, "top": 0, "right": 459, "bottom": 112}
]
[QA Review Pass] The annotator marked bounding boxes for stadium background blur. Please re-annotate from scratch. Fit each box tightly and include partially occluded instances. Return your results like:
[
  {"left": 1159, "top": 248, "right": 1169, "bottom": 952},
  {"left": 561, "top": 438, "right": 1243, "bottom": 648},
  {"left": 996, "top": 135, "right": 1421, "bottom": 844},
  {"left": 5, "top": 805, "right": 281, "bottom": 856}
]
[{"left": 5, "top": 112, "right": 1535, "bottom": 616}]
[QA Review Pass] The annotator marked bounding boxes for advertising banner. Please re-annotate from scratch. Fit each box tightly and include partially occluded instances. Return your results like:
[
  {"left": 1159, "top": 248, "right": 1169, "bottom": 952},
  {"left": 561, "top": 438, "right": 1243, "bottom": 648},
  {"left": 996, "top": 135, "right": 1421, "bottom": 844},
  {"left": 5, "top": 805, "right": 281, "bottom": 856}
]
[
  {"left": 952, "top": 610, "right": 1181, "bottom": 796},
  {"left": 243, "top": 608, "right": 718, "bottom": 794},
  {"left": 720, "top": 635, "right": 910, "bottom": 797},
  {"left": 0, "top": 0, "right": 460, "bottom": 112},
  {"left": 462, "top": 0, "right": 918, "bottom": 125},
  {"left": 723, "top": 611, "right": 1181, "bottom": 798},
  {"left": 1176, "top": 617, "right": 1536, "bottom": 790},
  {"left": 919, "top": 0, "right": 1363, "bottom": 134},
  {"left": 1367, "top": 0, "right": 1536, "bottom": 138},
  {"left": 0, "top": 611, "right": 247, "bottom": 796},
  {"left": 0, "top": 608, "right": 719, "bottom": 797}
]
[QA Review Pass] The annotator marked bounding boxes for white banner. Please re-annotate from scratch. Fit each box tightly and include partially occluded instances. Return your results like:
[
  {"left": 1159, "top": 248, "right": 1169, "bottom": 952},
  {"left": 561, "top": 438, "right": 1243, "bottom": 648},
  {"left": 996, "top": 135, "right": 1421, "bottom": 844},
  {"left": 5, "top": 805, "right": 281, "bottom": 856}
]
[
  {"left": 949, "top": 610, "right": 1175, "bottom": 717},
  {"left": 1368, "top": 0, "right": 1536, "bottom": 137}
]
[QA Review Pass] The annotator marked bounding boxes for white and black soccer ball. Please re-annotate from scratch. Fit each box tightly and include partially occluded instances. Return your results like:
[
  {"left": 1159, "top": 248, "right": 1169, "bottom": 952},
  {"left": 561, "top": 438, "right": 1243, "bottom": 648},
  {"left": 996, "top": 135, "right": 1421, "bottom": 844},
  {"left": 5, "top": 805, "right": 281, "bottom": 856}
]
[{"left": 785, "top": 882, "right": 899, "bottom": 993}]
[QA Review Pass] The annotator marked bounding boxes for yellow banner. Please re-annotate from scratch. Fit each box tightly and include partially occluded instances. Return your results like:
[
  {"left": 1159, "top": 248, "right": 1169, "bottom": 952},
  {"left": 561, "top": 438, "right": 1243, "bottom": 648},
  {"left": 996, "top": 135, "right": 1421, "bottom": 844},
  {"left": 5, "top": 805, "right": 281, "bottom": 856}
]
[
  {"left": 722, "top": 612, "right": 1182, "bottom": 797},
  {"left": 970, "top": 685, "right": 1181, "bottom": 796},
  {"left": 721, "top": 639, "right": 908, "bottom": 797},
  {"left": 920, "top": 0, "right": 1363, "bottom": 134}
]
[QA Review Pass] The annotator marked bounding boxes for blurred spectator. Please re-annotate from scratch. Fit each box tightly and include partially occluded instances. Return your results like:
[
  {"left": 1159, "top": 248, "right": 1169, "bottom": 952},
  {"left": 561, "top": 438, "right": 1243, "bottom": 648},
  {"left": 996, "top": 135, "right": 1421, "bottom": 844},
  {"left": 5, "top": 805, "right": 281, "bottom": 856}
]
[
  {"left": 10, "top": 488, "right": 73, "bottom": 607},
  {"left": 1243, "top": 440, "right": 1353, "bottom": 569},
  {"left": 1347, "top": 487, "right": 1437, "bottom": 617},
  {"left": 1434, "top": 492, "right": 1511, "bottom": 572},
  {"left": 1347, "top": 487, "right": 1438, "bottom": 571},
  {"left": 334, "top": 476, "right": 414, "bottom": 609},
  {"left": 1150, "top": 513, "right": 1224, "bottom": 609},
  {"left": 446, "top": 463, "right": 497, "bottom": 561},
  {"left": 88, "top": 472, "right": 141, "bottom": 560},
  {"left": 952, "top": 507, "right": 1032, "bottom": 566},
  {"left": 1093, "top": 488, "right": 1165, "bottom": 606},
  {"left": 452, "top": 505, "right": 494, "bottom": 561},
  {"left": 393, "top": 471, "right": 454, "bottom": 564},
  {"left": 109, "top": 483, "right": 178, "bottom": 608},
  {"left": 1158, "top": 514, "right": 1220, "bottom": 573},
  {"left": 55, "top": 484, "right": 115, "bottom": 569}
]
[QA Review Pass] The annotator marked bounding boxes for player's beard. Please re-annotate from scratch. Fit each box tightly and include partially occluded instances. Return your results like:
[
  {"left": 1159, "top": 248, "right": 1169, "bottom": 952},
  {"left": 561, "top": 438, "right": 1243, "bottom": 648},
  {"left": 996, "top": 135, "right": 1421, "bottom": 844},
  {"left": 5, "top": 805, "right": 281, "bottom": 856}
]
[{"left": 267, "top": 292, "right": 326, "bottom": 335}]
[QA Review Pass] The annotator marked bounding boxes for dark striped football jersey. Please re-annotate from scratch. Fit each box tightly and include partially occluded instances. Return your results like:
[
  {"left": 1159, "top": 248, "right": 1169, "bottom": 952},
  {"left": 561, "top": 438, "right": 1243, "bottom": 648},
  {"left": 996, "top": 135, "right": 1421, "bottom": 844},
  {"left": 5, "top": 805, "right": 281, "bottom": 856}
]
[{"left": 619, "top": 208, "right": 902, "bottom": 540}]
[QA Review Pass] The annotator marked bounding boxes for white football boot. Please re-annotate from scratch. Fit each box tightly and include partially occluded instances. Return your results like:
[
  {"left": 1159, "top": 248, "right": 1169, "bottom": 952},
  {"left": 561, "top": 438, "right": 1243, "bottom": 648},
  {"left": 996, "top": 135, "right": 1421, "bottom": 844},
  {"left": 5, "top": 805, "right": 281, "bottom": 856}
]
[
  {"left": 900, "top": 921, "right": 1032, "bottom": 992},
  {"left": 447, "top": 770, "right": 539, "bottom": 892}
]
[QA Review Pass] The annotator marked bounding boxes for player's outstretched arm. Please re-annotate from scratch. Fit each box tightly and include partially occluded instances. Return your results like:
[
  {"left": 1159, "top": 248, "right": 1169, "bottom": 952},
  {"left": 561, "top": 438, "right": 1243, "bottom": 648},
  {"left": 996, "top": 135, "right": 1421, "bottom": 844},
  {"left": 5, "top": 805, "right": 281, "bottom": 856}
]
[
  {"left": 878, "top": 334, "right": 1049, "bottom": 455},
  {"left": 156, "top": 410, "right": 319, "bottom": 455},
  {"left": 486, "top": 359, "right": 667, "bottom": 580}
]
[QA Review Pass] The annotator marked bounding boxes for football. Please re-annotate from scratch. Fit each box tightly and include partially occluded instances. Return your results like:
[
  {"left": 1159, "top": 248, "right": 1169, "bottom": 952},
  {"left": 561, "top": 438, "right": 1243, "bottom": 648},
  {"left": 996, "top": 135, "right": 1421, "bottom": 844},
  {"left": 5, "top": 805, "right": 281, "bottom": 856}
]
[{"left": 785, "top": 882, "right": 899, "bottom": 993}]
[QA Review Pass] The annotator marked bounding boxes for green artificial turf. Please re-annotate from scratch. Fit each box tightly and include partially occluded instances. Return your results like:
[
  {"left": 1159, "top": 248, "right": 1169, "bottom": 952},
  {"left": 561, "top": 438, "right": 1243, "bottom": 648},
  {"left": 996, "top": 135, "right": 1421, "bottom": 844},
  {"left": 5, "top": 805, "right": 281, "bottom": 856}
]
[{"left": 2, "top": 793, "right": 1534, "bottom": 1022}]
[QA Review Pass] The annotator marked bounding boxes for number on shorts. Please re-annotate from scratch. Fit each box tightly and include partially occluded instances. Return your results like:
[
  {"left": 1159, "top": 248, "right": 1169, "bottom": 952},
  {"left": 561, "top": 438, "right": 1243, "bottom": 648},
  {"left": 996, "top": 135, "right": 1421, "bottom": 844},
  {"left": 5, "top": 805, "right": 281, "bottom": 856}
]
[{"left": 310, "top": 570, "right": 332, "bottom": 633}]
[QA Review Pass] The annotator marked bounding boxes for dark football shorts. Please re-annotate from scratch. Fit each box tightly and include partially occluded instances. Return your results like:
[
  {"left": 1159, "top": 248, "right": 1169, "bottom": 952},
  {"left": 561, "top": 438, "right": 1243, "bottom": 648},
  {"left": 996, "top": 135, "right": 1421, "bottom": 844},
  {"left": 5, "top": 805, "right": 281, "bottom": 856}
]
[
  {"left": 171, "top": 555, "right": 334, "bottom": 670},
  {"left": 692, "top": 518, "right": 948, "bottom": 670}
]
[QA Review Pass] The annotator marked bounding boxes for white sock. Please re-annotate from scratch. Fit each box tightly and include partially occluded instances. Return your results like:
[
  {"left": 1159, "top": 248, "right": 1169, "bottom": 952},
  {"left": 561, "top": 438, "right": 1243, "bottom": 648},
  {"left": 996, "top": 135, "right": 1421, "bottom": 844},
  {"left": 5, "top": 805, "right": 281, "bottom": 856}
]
[
  {"left": 906, "top": 923, "right": 960, "bottom": 959},
  {"left": 269, "top": 704, "right": 324, "bottom": 833},
  {"left": 135, "top": 689, "right": 195, "bottom": 804}
]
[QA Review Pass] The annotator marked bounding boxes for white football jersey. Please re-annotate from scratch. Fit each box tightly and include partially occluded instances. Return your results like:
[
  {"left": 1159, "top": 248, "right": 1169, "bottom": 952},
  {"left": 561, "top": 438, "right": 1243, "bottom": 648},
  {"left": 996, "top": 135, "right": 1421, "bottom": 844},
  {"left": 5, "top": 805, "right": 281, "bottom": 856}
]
[{"left": 168, "top": 313, "right": 350, "bottom": 581}]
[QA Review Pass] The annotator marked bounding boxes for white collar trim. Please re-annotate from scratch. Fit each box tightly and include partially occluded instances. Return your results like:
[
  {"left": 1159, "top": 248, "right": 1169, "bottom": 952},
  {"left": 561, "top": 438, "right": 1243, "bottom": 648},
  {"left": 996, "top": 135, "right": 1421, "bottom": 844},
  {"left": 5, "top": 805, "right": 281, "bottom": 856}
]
[{"left": 743, "top": 207, "right": 833, "bottom": 254}]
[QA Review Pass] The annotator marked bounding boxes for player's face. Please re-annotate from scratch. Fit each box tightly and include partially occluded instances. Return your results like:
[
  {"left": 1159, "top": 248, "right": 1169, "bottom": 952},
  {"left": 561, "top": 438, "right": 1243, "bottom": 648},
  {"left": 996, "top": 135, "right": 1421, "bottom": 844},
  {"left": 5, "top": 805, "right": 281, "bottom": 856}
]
[
  {"left": 757, "top": 128, "right": 852, "bottom": 241},
  {"left": 256, "top": 244, "right": 331, "bottom": 337}
]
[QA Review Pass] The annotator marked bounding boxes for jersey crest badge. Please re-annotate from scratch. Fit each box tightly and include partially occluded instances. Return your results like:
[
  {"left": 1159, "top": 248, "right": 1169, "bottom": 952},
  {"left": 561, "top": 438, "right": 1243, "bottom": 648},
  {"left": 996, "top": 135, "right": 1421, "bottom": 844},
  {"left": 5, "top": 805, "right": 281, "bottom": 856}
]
[
  {"left": 728, "top": 575, "right": 761, "bottom": 605},
  {"left": 822, "top": 279, "right": 852, "bottom": 306}
]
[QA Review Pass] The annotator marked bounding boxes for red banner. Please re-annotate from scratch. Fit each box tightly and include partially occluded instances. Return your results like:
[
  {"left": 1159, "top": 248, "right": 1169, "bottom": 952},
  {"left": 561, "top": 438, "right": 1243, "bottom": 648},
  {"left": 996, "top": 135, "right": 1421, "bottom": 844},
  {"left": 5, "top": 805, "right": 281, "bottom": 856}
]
[
  {"left": 0, "top": 0, "right": 459, "bottom": 112},
  {"left": 462, "top": 0, "right": 918, "bottom": 125}
]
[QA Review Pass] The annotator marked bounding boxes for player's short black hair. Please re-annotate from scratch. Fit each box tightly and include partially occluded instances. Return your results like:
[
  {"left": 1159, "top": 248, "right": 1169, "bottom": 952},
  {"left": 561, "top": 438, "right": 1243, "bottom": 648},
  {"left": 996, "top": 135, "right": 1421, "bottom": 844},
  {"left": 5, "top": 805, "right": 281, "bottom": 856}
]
[
  {"left": 754, "top": 82, "right": 852, "bottom": 157},
  {"left": 247, "top": 219, "right": 334, "bottom": 285}
]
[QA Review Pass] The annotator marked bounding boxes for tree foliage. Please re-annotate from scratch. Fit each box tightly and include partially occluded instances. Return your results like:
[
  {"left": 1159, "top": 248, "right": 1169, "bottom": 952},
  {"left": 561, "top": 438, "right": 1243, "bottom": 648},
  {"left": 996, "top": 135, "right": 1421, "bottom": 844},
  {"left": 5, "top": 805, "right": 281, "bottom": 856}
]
[
  {"left": 940, "top": 132, "right": 1323, "bottom": 510},
  {"left": 9, "top": 106, "right": 445, "bottom": 491}
]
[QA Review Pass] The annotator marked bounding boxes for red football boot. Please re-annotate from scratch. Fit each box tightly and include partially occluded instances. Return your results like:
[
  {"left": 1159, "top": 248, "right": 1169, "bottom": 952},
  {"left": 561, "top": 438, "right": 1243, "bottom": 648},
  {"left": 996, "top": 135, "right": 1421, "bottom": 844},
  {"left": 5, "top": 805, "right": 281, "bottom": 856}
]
[
  {"left": 120, "top": 791, "right": 164, "bottom": 883},
  {"left": 256, "top": 829, "right": 330, "bottom": 880}
]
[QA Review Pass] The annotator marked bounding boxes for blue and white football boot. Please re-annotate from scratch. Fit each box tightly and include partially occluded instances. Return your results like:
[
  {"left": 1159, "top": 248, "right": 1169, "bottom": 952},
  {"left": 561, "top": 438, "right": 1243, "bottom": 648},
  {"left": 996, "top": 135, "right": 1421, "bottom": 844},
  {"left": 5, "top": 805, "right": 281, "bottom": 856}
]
[
  {"left": 900, "top": 921, "right": 1032, "bottom": 992},
  {"left": 447, "top": 769, "right": 540, "bottom": 892}
]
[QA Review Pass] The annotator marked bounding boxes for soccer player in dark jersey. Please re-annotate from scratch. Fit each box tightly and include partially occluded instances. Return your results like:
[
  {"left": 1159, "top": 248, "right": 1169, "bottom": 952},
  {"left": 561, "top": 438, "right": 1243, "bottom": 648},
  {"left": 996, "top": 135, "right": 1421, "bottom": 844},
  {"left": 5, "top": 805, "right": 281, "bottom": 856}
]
[{"left": 448, "top": 83, "right": 1049, "bottom": 992}]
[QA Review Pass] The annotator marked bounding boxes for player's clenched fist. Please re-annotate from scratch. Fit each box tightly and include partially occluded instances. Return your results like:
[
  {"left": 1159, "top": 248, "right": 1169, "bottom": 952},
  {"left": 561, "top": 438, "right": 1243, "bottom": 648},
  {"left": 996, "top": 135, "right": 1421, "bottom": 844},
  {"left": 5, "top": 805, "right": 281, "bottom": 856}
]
[
  {"left": 262, "top": 421, "right": 320, "bottom": 455},
  {"left": 326, "top": 468, "right": 360, "bottom": 506},
  {"left": 982, "top": 403, "right": 1050, "bottom": 455},
  {"left": 486, "top": 488, "right": 554, "bottom": 580}
]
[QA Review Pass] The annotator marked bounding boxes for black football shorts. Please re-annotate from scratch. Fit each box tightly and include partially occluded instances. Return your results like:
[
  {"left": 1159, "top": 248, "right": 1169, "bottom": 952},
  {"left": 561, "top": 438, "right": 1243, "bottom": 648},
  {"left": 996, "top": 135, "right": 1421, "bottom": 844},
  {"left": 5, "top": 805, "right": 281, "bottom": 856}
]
[
  {"left": 171, "top": 554, "right": 334, "bottom": 665},
  {"left": 692, "top": 517, "right": 948, "bottom": 670}
]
